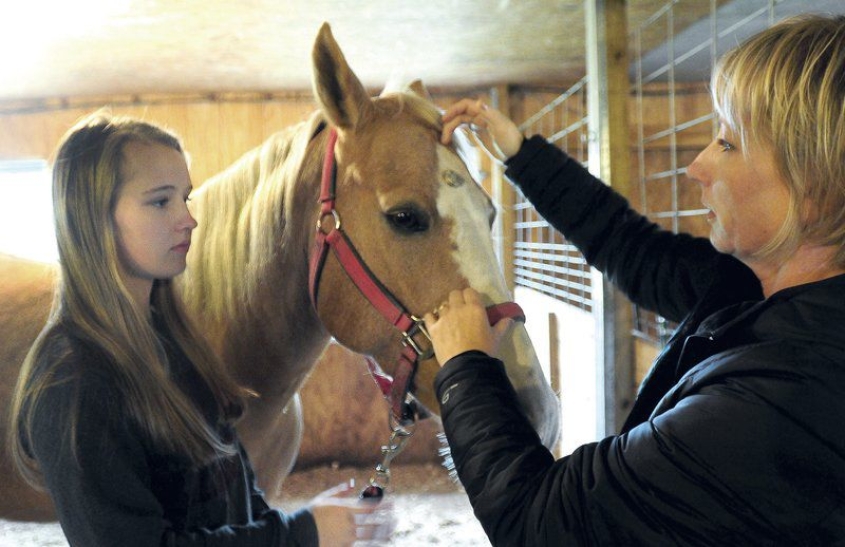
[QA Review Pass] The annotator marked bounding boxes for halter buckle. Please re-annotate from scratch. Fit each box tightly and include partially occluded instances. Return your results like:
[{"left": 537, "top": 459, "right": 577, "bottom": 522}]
[{"left": 401, "top": 316, "right": 434, "bottom": 361}]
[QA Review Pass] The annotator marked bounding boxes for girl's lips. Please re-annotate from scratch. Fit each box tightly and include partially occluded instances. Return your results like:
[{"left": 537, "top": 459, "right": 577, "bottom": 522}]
[{"left": 172, "top": 242, "right": 191, "bottom": 253}]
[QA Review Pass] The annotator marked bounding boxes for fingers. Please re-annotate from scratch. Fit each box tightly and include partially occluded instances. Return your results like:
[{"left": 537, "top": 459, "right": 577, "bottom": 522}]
[
  {"left": 440, "top": 98, "right": 488, "bottom": 145},
  {"left": 462, "top": 287, "right": 482, "bottom": 305},
  {"left": 441, "top": 98, "right": 485, "bottom": 124},
  {"left": 492, "top": 315, "right": 515, "bottom": 339},
  {"left": 430, "top": 288, "right": 481, "bottom": 313},
  {"left": 354, "top": 503, "right": 397, "bottom": 543},
  {"left": 424, "top": 288, "right": 517, "bottom": 364},
  {"left": 313, "top": 490, "right": 396, "bottom": 546},
  {"left": 440, "top": 98, "right": 523, "bottom": 162},
  {"left": 313, "top": 481, "right": 357, "bottom": 502},
  {"left": 426, "top": 288, "right": 481, "bottom": 320},
  {"left": 422, "top": 310, "right": 437, "bottom": 327}
]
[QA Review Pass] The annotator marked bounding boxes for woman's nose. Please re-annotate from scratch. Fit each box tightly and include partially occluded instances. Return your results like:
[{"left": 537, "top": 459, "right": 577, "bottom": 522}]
[{"left": 686, "top": 148, "right": 709, "bottom": 186}]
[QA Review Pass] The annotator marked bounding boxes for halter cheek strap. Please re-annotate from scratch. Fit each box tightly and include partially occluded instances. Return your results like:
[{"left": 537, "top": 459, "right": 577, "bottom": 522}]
[{"left": 308, "top": 127, "right": 526, "bottom": 424}]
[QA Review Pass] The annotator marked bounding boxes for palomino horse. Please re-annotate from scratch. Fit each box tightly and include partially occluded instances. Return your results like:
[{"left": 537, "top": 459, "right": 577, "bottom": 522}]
[{"left": 0, "top": 23, "right": 560, "bottom": 521}]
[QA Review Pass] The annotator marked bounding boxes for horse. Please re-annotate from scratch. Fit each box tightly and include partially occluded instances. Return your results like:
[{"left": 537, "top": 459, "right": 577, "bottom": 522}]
[{"left": 0, "top": 22, "right": 560, "bottom": 521}]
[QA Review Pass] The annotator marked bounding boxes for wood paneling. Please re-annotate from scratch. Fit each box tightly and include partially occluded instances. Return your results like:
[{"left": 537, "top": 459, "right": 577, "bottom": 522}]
[{"left": 0, "top": 93, "right": 319, "bottom": 186}]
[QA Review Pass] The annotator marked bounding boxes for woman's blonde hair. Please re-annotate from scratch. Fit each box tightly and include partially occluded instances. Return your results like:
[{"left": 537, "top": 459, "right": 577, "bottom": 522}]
[
  {"left": 10, "top": 112, "right": 247, "bottom": 486},
  {"left": 711, "top": 14, "right": 845, "bottom": 266}
]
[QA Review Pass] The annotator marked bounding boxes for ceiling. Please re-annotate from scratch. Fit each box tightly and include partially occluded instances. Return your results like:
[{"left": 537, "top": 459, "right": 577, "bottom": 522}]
[{"left": 0, "top": 0, "right": 842, "bottom": 103}]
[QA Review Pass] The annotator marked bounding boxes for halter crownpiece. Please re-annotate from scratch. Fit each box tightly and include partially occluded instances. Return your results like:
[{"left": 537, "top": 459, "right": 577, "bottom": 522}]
[{"left": 307, "top": 126, "right": 527, "bottom": 497}]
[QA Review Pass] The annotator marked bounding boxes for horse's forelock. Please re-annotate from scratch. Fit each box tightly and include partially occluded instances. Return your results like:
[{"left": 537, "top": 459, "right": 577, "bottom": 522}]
[
  {"left": 375, "top": 91, "right": 443, "bottom": 134},
  {"left": 376, "top": 91, "right": 479, "bottom": 169}
]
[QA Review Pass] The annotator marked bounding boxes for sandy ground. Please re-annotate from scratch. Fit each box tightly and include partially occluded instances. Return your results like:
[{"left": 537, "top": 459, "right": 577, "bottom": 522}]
[{"left": 0, "top": 463, "right": 491, "bottom": 546}]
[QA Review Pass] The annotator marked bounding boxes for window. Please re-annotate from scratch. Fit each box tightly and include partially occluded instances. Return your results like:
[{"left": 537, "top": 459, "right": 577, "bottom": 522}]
[{"left": 0, "top": 159, "right": 57, "bottom": 262}]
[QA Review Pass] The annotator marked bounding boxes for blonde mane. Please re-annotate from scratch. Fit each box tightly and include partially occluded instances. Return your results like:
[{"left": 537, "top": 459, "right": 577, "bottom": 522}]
[{"left": 181, "top": 111, "right": 325, "bottom": 326}]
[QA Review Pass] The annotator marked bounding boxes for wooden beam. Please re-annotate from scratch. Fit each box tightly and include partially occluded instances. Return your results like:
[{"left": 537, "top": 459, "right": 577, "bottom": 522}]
[{"left": 585, "top": 0, "right": 636, "bottom": 436}]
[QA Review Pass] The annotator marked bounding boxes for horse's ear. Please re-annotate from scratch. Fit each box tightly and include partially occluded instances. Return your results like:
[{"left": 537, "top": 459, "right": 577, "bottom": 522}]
[
  {"left": 312, "top": 23, "right": 372, "bottom": 131},
  {"left": 407, "top": 80, "right": 433, "bottom": 102}
]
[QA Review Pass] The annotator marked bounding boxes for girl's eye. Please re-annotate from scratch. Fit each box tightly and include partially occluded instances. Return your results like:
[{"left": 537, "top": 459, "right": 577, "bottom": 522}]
[{"left": 151, "top": 198, "right": 169, "bottom": 208}]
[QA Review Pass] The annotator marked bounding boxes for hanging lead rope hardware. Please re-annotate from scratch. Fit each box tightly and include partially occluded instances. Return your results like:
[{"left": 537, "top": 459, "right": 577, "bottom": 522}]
[{"left": 360, "top": 410, "right": 416, "bottom": 500}]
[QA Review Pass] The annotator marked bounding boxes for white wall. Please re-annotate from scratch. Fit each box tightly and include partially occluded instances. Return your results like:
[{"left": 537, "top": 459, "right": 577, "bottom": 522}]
[{"left": 516, "top": 286, "right": 600, "bottom": 456}]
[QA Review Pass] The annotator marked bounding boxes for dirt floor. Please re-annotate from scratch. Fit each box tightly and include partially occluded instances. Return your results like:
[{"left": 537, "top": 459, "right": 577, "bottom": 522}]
[{"left": 0, "top": 463, "right": 491, "bottom": 546}]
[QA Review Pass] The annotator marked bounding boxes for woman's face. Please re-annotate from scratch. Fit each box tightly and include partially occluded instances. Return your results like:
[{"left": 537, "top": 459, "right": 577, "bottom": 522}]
[
  {"left": 113, "top": 141, "right": 196, "bottom": 304},
  {"left": 686, "top": 122, "right": 791, "bottom": 266}
]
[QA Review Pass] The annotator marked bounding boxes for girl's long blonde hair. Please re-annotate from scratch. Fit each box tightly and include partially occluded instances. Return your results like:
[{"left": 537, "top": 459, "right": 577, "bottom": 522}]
[{"left": 9, "top": 112, "right": 248, "bottom": 486}]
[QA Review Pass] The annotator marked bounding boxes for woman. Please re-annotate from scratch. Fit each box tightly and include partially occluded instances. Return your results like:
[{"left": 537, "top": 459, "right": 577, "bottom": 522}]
[
  {"left": 429, "top": 14, "right": 845, "bottom": 545},
  {"left": 9, "top": 113, "right": 392, "bottom": 546}
]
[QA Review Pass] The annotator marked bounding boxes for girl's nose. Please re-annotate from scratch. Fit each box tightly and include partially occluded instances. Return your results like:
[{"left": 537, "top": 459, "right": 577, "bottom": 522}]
[{"left": 180, "top": 206, "right": 198, "bottom": 231}]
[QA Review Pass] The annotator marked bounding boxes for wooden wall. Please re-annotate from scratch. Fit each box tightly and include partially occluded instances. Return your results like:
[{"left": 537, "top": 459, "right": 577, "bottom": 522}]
[{"left": 0, "top": 93, "right": 318, "bottom": 188}]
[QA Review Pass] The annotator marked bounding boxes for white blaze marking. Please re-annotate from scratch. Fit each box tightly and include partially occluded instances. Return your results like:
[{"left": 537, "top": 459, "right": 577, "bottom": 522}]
[
  {"left": 435, "top": 146, "right": 509, "bottom": 301},
  {"left": 435, "top": 145, "right": 561, "bottom": 448}
]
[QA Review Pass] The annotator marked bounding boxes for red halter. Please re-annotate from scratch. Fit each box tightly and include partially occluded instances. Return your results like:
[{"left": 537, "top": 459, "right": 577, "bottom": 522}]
[{"left": 308, "top": 127, "right": 526, "bottom": 424}]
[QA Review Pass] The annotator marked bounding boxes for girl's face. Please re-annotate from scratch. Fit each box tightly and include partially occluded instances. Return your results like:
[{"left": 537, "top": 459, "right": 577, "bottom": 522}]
[
  {"left": 686, "top": 122, "right": 791, "bottom": 267},
  {"left": 113, "top": 141, "right": 197, "bottom": 306}
]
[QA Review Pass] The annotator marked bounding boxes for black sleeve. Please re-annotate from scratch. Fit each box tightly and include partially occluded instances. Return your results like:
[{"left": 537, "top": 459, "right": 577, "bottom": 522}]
[
  {"left": 504, "top": 136, "right": 755, "bottom": 322},
  {"left": 29, "top": 362, "right": 317, "bottom": 547},
  {"left": 434, "top": 351, "right": 828, "bottom": 546},
  {"left": 161, "top": 510, "right": 316, "bottom": 547}
]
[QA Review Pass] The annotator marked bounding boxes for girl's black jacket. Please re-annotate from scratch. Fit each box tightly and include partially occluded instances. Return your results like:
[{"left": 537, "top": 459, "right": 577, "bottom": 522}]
[
  {"left": 435, "top": 136, "right": 845, "bottom": 546},
  {"left": 26, "top": 319, "right": 317, "bottom": 546}
]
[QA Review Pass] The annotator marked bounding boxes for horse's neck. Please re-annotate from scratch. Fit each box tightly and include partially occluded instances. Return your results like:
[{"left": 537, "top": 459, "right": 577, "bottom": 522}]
[
  {"left": 188, "top": 125, "right": 329, "bottom": 404},
  {"left": 219, "top": 248, "right": 328, "bottom": 403}
]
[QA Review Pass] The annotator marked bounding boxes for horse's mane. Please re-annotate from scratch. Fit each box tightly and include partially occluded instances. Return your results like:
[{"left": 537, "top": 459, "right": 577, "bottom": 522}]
[
  {"left": 181, "top": 88, "right": 456, "bottom": 326},
  {"left": 181, "top": 110, "right": 325, "bottom": 325}
]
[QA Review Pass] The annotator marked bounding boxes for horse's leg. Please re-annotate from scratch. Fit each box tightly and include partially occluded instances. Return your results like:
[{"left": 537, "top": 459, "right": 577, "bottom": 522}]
[
  {"left": 0, "top": 460, "right": 56, "bottom": 521},
  {"left": 238, "top": 394, "right": 303, "bottom": 504},
  {"left": 0, "top": 257, "right": 58, "bottom": 521}
]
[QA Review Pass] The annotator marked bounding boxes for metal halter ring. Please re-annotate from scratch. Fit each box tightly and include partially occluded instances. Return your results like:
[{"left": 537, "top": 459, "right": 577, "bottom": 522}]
[{"left": 316, "top": 209, "right": 341, "bottom": 234}]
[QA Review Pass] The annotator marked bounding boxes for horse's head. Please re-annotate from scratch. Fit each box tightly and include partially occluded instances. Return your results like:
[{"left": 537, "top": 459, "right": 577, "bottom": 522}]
[{"left": 308, "top": 23, "right": 560, "bottom": 448}]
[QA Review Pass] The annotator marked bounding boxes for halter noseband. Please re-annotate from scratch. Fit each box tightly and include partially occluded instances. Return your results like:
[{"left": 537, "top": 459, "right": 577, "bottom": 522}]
[{"left": 308, "top": 127, "right": 526, "bottom": 425}]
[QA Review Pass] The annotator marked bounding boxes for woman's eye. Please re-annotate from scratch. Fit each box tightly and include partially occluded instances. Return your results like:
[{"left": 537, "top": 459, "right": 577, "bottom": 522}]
[
  {"left": 151, "top": 198, "right": 169, "bottom": 208},
  {"left": 386, "top": 208, "right": 429, "bottom": 233},
  {"left": 717, "top": 138, "right": 735, "bottom": 152}
]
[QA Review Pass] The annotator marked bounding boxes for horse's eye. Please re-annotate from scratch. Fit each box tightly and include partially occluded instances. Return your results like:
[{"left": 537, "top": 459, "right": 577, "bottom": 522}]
[{"left": 386, "top": 208, "right": 429, "bottom": 233}]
